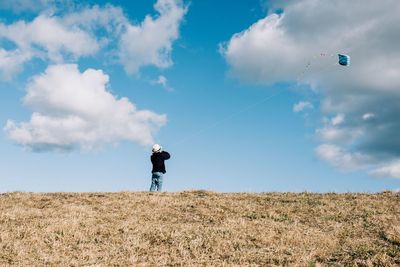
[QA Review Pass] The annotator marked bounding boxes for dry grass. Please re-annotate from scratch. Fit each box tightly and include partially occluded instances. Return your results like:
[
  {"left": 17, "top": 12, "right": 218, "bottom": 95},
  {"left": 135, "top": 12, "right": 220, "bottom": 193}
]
[{"left": 0, "top": 191, "right": 399, "bottom": 266}]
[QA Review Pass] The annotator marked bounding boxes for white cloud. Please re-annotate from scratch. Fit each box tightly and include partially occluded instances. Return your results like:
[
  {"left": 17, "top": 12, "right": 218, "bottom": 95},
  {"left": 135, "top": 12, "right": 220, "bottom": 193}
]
[
  {"left": 0, "top": 48, "right": 32, "bottom": 80},
  {"left": 0, "top": 13, "right": 100, "bottom": 78},
  {"left": 293, "top": 101, "right": 313, "bottom": 112},
  {"left": 362, "top": 113, "right": 375, "bottom": 120},
  {"left": 156, "top": 75, "right": 167, "bottom": 87},
  {"left": 221, "top": 14, "right": 301, "bottom": 84},
  {"left": 151, "top": 75, "right": 173, "bottom": 91},
  {"left": 62, "top": 4, "right": 127, "bottom": 35},
  {"left": 118, "top": 0, "right": 187, "bottom": 74},
  {"left": 222, "top": 0, "right": 400, "bottom": 177},
  {"left": 0, "top": 1, "right": 187, "bottom": 78},
  {"left": 315, "top": 144, "right": 371, "bottom": 171},
  {"left": 370, "top": 161, "right": 400, "bottom": 179},
  {"left": 331, "top": 114, "right": 345, "bottom": 126},
  {"left": 316, "top": 113, "right": 361, "bottom": 148},
  {"left": 4, "top": 64, "right": 167, "bottom": 151},
  {"left": 316, "top": 126, "right": 363, "bottom": 145}
]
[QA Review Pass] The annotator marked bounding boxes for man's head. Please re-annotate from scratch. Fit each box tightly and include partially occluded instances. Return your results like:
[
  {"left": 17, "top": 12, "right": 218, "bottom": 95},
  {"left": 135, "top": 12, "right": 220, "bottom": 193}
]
[{"left": 152, "top": 144, "right": 162, "bottom": 153}]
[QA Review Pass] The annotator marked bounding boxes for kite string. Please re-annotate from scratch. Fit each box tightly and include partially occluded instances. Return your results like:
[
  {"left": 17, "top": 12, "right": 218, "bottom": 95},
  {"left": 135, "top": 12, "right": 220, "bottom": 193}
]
[
  {"left": 168, "top": 89, "right": 285, "bottom": 148},
  {"left": 167, "top": 61, "right": 322, "bottom": 148},
  {"left": 165, "top": 50, "right": 350, "bottom": 149}
]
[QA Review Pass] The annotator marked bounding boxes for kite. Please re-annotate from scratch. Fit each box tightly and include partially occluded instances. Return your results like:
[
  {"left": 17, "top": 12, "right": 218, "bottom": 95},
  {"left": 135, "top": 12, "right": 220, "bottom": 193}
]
[{"left": 338, "top": 54, "right": 350, "bottom": 66}]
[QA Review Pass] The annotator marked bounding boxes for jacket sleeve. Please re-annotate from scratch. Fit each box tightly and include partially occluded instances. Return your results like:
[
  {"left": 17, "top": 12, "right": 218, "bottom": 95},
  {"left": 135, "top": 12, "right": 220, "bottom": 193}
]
[{"left": 162, "top": 151, "right": 171, "bottom": 160}]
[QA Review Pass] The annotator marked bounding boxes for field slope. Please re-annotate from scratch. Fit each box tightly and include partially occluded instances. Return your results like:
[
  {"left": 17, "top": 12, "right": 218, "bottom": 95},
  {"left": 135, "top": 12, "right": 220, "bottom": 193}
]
[{"left": 0, "top": 191, "right": 399, "bottom": 266}]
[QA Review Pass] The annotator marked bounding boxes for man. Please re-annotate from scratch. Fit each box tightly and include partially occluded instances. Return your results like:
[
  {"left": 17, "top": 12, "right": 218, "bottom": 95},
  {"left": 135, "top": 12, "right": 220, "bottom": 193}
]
[{"left": 150, "top": 144, "right": 171, "bottom": 192}]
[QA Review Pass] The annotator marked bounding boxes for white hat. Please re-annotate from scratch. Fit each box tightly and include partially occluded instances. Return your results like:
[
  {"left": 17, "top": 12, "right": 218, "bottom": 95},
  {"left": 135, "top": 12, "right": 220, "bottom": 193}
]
[{"left": 152, "top": 144, "right": 162, "bottom": 153}]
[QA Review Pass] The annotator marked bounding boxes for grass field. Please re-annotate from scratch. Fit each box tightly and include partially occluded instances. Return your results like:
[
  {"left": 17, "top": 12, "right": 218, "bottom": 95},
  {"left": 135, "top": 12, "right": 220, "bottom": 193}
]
[{"left": 0, "top": 191, "right": 399, "bottom": 266}]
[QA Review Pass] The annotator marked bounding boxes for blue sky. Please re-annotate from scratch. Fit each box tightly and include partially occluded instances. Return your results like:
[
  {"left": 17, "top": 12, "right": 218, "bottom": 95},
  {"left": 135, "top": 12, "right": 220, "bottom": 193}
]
[{"left": 0, "top": 0, "right": 399, "bottom": 192}]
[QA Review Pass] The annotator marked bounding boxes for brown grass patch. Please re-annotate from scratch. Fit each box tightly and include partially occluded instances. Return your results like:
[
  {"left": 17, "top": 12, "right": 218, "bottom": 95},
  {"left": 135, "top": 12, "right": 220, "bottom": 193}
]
[{"left": 0, "top": 191, "right": 399, "bottom": 266}]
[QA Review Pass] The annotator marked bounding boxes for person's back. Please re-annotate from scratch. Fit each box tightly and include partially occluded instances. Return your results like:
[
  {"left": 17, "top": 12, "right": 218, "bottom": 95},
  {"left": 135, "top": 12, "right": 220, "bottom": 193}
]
[
  {"left": 149, "top": 144, "right": 170, "bottom": 192},
  {"left": 151, "top": 151, "right": 170, "bottom": 174}
]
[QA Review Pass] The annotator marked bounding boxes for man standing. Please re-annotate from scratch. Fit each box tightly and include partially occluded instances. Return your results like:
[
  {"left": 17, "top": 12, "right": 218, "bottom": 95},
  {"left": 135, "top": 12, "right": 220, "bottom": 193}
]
[{"left": 150, "top": 144, "right": 170, "bottom": 192}]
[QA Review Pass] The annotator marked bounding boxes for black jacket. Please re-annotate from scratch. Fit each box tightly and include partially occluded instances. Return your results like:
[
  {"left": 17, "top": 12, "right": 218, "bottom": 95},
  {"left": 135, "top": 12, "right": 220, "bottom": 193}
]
[{"left": 151, "top": 151, "right": 170, "bottom": 174}]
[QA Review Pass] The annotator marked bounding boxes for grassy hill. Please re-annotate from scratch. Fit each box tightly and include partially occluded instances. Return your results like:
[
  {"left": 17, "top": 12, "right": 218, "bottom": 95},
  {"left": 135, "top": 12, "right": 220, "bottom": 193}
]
[{"left": 0, "top": 191, "right": 399, "bottom": 266}]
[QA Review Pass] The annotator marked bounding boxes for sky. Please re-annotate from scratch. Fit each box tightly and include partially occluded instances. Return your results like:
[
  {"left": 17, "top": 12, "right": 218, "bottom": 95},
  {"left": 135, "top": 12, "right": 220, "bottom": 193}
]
[{"left": 0, "top": 0, "right": 399, "bottom": 192}]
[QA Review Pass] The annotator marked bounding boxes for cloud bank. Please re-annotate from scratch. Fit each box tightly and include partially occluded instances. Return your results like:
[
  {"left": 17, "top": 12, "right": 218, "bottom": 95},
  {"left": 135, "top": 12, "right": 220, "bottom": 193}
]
[
  {"left": 5, "top": 64, "right": 167, "bottom": 151},
  {"left": 222, "top": 0, "right": 400, "bottom": 178},
  {"left": 0, "top": 0, "right": 187, "bottom": 79},
  {"left": 1, "top": 0, "right": 187, "bottom": 151}
]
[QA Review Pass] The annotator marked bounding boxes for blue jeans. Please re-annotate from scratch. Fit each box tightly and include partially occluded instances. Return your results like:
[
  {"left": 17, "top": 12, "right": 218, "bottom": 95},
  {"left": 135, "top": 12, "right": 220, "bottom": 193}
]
[{"left": 150, "top": 172, "right": 163, "bottom": 192}]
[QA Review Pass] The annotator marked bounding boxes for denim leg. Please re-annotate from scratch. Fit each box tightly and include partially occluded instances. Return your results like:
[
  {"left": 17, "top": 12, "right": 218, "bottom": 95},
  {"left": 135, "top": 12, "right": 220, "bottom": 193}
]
[
  {"left": 150, "top": 172, "right": 163, "bottom": 192},
  {"left": 149, "top": 177, "right": 157, "bottom": 192},
  {"left": 157, "top": 176, "right": 163, "bottom": 192},
  {"left": 150, "top": 172, "right": 158, "bottom": 192}
]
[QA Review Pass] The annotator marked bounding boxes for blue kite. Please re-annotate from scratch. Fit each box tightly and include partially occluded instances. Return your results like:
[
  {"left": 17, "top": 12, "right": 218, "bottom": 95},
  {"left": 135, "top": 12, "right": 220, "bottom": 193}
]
[{"left": 338, "top": 54, "right": 350, "bottom": 66}]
